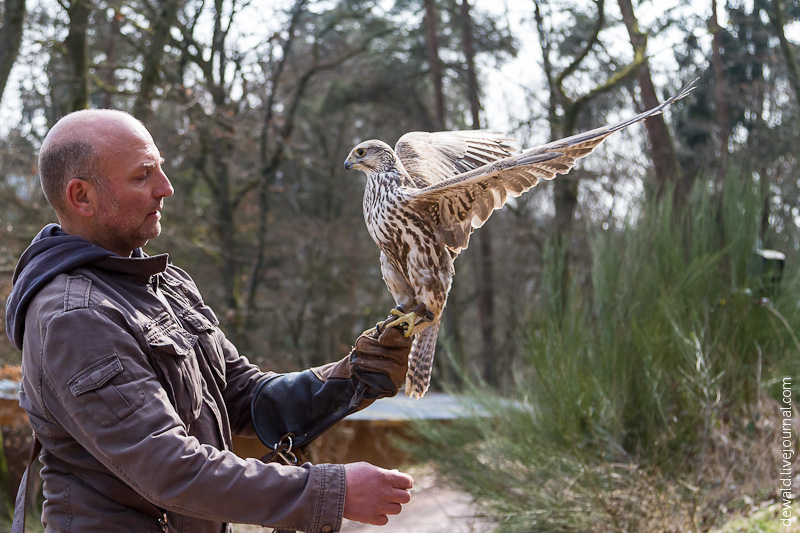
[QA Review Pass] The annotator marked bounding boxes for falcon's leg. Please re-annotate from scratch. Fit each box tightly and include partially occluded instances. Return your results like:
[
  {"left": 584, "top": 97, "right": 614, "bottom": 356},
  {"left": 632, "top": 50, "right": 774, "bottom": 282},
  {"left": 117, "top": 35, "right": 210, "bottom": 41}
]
[
  {"left": 405, "top": 322, "right": 440, "bottom": 399},
  {"left": 412, "top": 302, "right": 435, "bottom": 321}
]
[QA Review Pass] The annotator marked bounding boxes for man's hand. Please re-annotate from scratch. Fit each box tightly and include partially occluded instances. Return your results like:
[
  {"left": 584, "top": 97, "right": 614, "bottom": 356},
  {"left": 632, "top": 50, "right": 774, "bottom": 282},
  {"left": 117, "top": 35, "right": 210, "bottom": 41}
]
[
  {"left": 350, "top": 326, "right": 413, "bottom": 396},
  {"left": 343, "top": 462, "right": 413, "bottom": 525}
]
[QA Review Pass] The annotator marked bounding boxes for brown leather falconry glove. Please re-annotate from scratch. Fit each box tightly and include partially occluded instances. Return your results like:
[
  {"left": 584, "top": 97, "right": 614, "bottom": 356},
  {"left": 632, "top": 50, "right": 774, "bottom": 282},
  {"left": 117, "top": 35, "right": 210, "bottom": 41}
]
[
  {"left": 312, "top": 325, "right": 412, "bottom": 398},
  {"left": 350, "top": 325, "right": 413, "bottom": 396}
]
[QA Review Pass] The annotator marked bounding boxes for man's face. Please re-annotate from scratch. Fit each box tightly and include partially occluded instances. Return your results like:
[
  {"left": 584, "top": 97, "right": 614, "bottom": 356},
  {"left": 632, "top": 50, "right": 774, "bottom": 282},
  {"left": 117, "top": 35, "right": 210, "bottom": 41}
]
[{"left": 92, "top": 120, "right": 174, "bottom": 256}]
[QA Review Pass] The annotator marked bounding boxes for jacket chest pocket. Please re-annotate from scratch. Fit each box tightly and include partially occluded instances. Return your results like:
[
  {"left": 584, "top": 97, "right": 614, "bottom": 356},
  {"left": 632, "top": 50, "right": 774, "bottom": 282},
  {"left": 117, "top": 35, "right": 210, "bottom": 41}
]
[
  {"left": 178, "top": 304, "right": 227, "bottom": 392},
  {"left": 145, "top": 312, "right": 203, "bottom": 425}
]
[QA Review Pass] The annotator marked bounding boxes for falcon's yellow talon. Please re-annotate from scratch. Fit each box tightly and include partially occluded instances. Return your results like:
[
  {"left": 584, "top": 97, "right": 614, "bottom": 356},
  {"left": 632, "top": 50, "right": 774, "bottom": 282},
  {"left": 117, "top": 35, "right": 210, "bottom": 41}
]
[{"left": 384, "top": 310, "right": 418, "bottom": 337}]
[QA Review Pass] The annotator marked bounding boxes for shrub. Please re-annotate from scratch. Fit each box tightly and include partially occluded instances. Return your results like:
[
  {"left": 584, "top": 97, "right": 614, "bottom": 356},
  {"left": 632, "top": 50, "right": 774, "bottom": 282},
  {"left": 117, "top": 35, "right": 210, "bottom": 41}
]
[{"left": 413, "top": 174, "right": 799, "bottom": 531}]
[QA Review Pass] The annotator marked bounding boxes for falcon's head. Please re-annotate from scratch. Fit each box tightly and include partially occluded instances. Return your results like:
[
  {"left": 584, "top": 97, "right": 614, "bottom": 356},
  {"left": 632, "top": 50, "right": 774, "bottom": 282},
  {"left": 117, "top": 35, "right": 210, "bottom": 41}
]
[{"left": 344, "top": 140, "right": 396, "bottom": 174}]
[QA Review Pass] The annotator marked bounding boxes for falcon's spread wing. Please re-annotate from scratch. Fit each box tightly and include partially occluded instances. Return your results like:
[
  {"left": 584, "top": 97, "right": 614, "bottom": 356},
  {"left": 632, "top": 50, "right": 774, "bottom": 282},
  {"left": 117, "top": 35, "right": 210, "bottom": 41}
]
[
  {"left": 395, "top": 131, "right": 519, "bottom": 188},
  {"left": 403, "top": 79, "right": 697, "bottom": 254}
]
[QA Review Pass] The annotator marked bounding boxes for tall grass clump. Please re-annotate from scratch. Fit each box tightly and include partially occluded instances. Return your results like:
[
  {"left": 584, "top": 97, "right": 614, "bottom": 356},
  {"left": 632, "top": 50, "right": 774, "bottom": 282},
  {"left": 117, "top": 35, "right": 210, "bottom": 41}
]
[{"left": 413, "top": 173, "right": 800, "bottom": 532}]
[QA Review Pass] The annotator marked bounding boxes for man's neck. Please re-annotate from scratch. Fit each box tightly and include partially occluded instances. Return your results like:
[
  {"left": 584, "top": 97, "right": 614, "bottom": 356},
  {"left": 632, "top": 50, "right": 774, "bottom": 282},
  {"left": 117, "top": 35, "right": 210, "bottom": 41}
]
[{"left": 57, "top": 219, "right": 132, "bottom": 257}]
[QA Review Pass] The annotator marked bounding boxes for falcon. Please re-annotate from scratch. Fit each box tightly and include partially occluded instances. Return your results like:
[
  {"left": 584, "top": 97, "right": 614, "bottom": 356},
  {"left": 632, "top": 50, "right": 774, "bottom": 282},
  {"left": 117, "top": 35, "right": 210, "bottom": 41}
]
[{"left": 344, "top": 79, "right": 696, "bottom": 399}]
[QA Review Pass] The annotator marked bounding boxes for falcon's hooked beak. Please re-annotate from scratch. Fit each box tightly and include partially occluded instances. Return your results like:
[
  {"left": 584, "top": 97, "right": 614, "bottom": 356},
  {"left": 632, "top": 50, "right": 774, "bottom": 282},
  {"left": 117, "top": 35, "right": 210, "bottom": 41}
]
[{"left": 344, "top": 159, "right": 354, "bottom": 171}]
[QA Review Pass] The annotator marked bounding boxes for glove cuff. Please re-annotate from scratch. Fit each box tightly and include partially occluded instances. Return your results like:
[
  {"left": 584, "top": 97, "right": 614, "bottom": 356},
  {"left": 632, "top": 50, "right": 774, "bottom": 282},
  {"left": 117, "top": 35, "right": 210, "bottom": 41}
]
[
  {"left": 251, "top": 371, "right": 362, "bottom": 456},
  {"left": 311, "top": 357, "right": 352, "bottom": 381}
]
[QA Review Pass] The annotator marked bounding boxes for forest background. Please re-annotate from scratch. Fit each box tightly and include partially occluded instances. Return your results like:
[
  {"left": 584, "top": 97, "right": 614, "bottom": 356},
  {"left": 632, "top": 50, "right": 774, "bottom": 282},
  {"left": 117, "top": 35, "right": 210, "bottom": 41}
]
[{"left": 0, "top": 0, "right": 799, "bottom": 530}]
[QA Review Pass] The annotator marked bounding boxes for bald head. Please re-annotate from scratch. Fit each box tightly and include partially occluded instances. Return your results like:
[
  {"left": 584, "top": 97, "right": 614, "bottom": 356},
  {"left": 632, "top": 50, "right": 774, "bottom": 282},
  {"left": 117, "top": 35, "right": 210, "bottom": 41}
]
[{"left": 39, "top": 109, "right": 148, "bottom": 212}]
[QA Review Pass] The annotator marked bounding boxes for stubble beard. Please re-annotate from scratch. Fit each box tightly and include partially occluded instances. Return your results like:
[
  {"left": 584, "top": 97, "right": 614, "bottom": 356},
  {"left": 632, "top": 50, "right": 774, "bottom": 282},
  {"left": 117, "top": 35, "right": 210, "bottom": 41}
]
[{"left": 97, "top": 197, "right": 162, "bottom": 253}]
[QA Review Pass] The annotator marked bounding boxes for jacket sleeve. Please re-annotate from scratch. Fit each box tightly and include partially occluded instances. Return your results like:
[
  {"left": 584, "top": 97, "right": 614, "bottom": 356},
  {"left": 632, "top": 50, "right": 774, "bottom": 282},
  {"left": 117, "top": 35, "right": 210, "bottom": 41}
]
[
  {"left": 38, "top": 308, "right": 344, "bottom": 532},
  {"left": 214, "top": 328, "right": 277, "bottom": 437}
]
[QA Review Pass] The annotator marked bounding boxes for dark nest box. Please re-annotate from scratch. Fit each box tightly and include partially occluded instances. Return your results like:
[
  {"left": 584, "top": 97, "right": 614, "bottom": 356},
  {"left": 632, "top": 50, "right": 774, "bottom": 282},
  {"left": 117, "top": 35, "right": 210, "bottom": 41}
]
[{"left": 747, "top": 249, "right": 786, "bottom": 298}]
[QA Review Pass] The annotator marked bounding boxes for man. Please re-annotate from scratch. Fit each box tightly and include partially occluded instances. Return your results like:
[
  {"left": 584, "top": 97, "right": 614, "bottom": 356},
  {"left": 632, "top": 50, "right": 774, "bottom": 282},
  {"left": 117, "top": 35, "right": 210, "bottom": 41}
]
[{"left": 5, "top": 109, "right": 414, "bottom": 532}]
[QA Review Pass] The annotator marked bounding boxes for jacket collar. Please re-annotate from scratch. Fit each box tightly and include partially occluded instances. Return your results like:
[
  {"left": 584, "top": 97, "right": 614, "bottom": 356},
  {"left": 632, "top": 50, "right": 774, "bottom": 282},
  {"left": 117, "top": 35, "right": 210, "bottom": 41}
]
[
  {"left": 6, "top": 224, "right": 169, "bottom": 349},
  {"left": 92, "top": 250, "right": 169, "bottom": 277}
]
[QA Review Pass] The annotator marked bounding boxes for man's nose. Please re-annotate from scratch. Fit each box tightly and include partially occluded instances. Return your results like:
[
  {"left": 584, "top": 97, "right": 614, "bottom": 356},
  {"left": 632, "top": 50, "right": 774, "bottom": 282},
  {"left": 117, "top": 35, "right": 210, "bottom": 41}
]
[{"left": 155, "top": 170, "right": 174, "bottom": 198}]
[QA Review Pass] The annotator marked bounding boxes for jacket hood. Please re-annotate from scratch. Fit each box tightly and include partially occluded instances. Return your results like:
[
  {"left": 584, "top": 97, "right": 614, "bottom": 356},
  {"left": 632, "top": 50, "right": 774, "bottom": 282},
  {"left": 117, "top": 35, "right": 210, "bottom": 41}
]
[{"left": 5, "top": 224, "right": 115, "bottom": 350}]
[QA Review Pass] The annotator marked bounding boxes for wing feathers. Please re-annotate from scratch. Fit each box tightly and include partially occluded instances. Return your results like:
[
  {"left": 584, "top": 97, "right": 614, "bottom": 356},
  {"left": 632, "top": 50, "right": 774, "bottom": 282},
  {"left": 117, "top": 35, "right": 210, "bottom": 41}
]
[
  {"left": 395, "top": 131, "right": 519, "bottom": 187},
  {"left": 403, "top": 78, "right": 697, "bottom": 253}
]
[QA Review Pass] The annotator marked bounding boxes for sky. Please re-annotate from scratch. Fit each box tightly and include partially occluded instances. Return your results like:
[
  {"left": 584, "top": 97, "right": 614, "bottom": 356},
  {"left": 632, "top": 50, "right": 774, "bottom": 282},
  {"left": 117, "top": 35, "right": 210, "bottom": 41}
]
[{"left": 1, "top": 0, "right": 798, "bottom": 140}]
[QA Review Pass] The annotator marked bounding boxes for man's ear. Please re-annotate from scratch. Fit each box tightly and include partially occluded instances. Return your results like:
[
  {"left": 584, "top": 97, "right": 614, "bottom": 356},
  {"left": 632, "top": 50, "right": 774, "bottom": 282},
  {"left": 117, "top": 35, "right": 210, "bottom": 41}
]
[{"left": 64, "top": 178, "right": 98, "bottom": 217}]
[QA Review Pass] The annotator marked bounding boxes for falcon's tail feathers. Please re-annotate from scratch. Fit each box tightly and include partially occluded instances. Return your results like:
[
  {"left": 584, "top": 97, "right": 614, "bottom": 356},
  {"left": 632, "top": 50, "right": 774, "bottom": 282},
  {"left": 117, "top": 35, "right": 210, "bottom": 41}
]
[{"left": 405, "top": 323, "right": 439, "bottom": 399}]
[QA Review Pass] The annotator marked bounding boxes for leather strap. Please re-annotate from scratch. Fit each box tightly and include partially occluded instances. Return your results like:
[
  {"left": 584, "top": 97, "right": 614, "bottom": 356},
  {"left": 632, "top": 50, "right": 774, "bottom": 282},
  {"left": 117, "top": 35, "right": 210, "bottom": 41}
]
[{"left": 12, "top": 434, "right": 42, "bottom": 533}]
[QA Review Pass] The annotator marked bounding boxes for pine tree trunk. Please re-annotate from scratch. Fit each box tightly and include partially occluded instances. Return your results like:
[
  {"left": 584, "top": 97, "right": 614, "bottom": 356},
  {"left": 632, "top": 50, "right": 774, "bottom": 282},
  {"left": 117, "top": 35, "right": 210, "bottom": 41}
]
[
  {"left": 618, "top": 0, "right": 684, "bottom": 198},
  {"left": 767, "top": 0, "right": 800, "bottom": 107},
  {"left": 0, "top": 0, "right": 26, "bottom": 105},
  {"left": 99, "top": 8, "right": 119, "bottom": 109},
  {"left": 65, "top": 0, "right": 91, "bottom": 111},
  {"left": 459, "top": 0, "right": 498, "bottom": 387},
  {"left": 424, "top": 0, "right": 445, "bottom": 130},
  {"left": 134, "top": 0, "right": 183, "bottom": 120},
  {"left": 710, "top": 0, "right": 730, "bottom": 185}
]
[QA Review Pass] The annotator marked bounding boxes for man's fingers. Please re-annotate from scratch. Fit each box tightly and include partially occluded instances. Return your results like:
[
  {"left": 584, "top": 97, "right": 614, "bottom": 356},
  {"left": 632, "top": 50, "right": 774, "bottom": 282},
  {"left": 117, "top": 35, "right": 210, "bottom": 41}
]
[
  {"left": 383, "top": 502, "right": 403, "bottom": 516},
  {"left": 392, "top": 487, "right": 411, "bottom": 505},
  {"left": 343, "top": 462, "right": 414, "bottom": 526},
  {"left": 386, "top": 469, "right": 414, "bottom": 490}
]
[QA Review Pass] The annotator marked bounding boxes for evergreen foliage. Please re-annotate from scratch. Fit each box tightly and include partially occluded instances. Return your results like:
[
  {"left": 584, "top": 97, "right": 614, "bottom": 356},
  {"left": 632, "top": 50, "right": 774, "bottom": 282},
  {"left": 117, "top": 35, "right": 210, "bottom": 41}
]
[{"left": 413, "top": 170, "right": 799, "bottom": 531}]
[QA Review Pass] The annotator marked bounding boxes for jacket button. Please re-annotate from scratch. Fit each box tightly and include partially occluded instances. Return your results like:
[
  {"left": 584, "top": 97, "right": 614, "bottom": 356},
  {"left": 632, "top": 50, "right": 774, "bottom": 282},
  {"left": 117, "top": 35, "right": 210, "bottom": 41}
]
[{"left": 321, "top": 526, "right": 333, "bottom": 533}]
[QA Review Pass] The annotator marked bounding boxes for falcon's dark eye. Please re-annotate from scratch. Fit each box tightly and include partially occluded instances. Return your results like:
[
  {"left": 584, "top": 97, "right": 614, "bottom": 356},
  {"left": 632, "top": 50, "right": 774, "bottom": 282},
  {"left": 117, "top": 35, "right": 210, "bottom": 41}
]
[{"left": 355, "top": 148, "right": 366, "bottom": 157}]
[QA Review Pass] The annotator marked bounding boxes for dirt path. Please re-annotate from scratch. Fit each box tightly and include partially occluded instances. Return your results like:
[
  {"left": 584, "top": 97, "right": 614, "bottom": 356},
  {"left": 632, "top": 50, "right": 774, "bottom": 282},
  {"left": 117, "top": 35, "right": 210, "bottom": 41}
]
[
  {"left": 341, "top": 466, "right": 488, "bottom": 532},
  {"left": 232, "top": 465, "right": 491, "bottom": 532}
]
